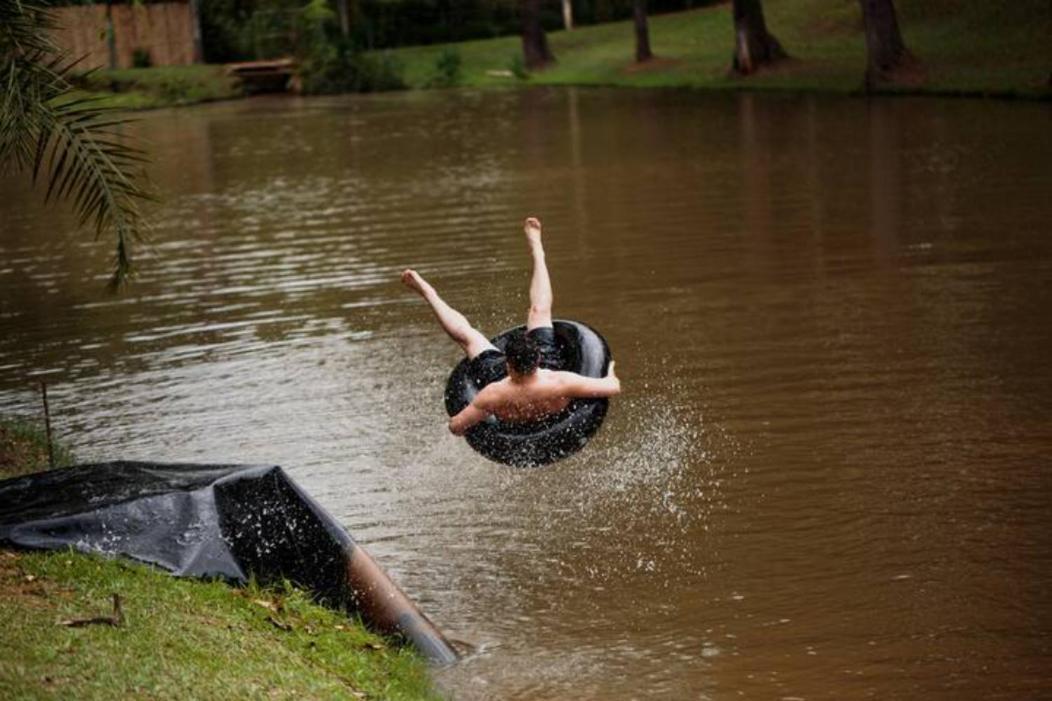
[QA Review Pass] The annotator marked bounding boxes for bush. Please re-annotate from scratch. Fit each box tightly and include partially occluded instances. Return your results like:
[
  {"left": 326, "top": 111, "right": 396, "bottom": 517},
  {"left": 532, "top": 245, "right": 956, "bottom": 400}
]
[
  {"left": 297, "top": 39, "right": 406, "bottom": 94},
  {"left": 295, "top": 0, "right": 406, "bottom": 94},
  {"left": 131, "top": 48, "right": 152, "bottom": 68},
  {"left": 508, "top": 52, "right": 529, "bottom": 81},
  {"left": 355, "top": 51, "right": 407, "bottom": 92},
  {"left": 429, "top": 48, "right": 462, "bottom": 88}
]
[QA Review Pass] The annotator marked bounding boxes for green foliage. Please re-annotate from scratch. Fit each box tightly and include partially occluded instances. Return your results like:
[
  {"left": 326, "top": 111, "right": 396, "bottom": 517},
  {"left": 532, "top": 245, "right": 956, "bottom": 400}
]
[
  {"left": 200, "top": 0, "right": 409, "bottom": 94},
  {"left": 301, "top": 0, "right": 334, "bottom": 24},
  {"left": 1, "top": 0, "right": 153, "bottom": 288},
  {"left": 508, "top": 52, "right": 529, "bottom": 80},
  {"left": 200, "top": 0, "right": 300, "bottom": 62},
  {"left": 0, "top": 416, "right": 75, "bottom": 478},
  {"left": 295, "top": 2, "right": 406, "bottom": 95},
  {"left": 0, "top": 551, "right": 440, "bottom": 699},
  {"left": 428, "top": 47, "right": 463, "bottom": 88},
  {"left": 75, "top": 65, "right": 244, "bottom": 108},
  {"left": 131, "top": 48, "right": 152, "bottom": 69},
  {"left": 361, "top": 51, "right": 408, "bottom": 92},
  {"left": 299, "top": 45, "right": 406, "bottom": 94}
]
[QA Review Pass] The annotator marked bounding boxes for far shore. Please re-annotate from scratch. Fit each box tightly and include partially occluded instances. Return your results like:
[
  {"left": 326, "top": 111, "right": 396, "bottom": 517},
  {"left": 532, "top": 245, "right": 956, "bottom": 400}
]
[{"left": 82, "top": 4, "right": 1048, "bottom": 112}]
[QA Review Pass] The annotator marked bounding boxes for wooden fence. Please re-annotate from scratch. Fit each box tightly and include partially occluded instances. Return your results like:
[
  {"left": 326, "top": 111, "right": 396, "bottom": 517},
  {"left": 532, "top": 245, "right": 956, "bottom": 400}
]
[{"left": 49, "top": 2, "right": 196, "bottom": 70}]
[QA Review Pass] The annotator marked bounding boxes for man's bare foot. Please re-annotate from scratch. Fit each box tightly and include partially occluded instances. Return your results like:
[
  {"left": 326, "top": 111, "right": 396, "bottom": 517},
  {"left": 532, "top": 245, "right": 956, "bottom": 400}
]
[
  {"left": 524, "top": 217, "right": 542, "bottom": 247},
  {"left": 401, "top": 268, "right": 427, "bottom": 295}
]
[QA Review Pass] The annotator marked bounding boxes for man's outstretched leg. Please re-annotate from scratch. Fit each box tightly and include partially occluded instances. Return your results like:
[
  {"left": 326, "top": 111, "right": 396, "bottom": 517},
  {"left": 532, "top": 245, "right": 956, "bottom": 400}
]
[
  {"left": 524, "top": 217, "right": 553, "bottom": 330},
  {"left": 402, "top": 269, "right": 496, "bottom": 358}
]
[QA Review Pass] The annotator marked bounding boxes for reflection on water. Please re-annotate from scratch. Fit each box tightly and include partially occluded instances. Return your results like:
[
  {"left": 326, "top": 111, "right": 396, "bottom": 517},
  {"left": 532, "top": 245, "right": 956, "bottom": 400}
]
[{"left": 2, "top": 89, "right": 1051, "bottom": 699}]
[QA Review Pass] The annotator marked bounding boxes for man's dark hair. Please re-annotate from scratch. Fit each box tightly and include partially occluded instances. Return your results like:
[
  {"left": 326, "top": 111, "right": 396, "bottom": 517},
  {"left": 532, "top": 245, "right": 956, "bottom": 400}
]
[{"left": 505, "top": 332, "right": 540, "bottom": 375}]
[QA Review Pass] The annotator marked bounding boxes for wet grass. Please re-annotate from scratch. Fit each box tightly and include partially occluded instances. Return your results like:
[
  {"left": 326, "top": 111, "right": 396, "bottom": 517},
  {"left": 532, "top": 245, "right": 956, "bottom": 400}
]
[
  {"left": 0, "top": 422, "right": 440, "bottom": 700},
  {"left": 389, "top": 0, "right": 1050, "bottom": 98}
]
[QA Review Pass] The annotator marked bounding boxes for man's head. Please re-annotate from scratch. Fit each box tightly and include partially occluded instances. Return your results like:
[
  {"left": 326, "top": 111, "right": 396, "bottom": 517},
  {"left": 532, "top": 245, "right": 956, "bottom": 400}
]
[{"left": 505, "top": 332, "right": 540, "bottom": 376}]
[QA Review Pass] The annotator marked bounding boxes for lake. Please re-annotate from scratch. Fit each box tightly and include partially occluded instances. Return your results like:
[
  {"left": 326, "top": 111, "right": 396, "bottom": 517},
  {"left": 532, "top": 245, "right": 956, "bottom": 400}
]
[{"left": 1, "top": 88, "right": 1050, "bottom": 699}]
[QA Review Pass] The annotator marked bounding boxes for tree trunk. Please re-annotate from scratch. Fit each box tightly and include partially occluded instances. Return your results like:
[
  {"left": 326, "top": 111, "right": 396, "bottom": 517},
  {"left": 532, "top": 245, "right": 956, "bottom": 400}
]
[
  {"left": 633, "top": 0, "right": 652, "bottom": 63},
  {"left": 188, "top": 0, "right": 204, "bottom": 62},
  {"left": 334, "top": 0, "right": 350, "bottom": 38},
  {"left": 731, "top": 0, "right": 786, "bottom": 75},
  {"left": 859, "top": 0, "right": 910, "bottom": 89},
  {"left": 562, "top": 0, "right": 573, "bottom": 30},
  {"left": 521, "top": 0, "right": 555, "bottom": 70},
  {"left": 105, "top": 0, "right": 117, "bottom": 70}
]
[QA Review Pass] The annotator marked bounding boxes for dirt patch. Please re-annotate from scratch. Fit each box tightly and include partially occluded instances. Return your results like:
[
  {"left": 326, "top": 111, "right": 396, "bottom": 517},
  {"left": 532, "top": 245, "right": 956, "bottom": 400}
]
[
  {"left": 802, "top": 14, "right": 862, "bottom": 39},
  {"left": 621, "top": 56, "right": 685, "bottom": 75},
  {"left": 726, "top": 56, "right": 817, "bottom": 79},
  {"left": 0, "top": 551, "right": 74, "bottom": 607},
  {"left": 885, "top": 55, "right": 929, "bottom": 88}
]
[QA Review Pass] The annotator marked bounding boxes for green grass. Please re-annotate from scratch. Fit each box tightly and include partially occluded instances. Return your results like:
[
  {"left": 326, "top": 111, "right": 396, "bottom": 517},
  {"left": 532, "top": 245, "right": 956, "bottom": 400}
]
[
  {"left": 73, "top": 1, "right": 1048, "bottom": 110},
  {"left": 0, "top": 422, "right": 441, "bottom": 700},
  {"left": 75, "top": 64, "right": 244, "bottom": 110},
  {"left": 387, "top": 0, "right": 1050, "bottom": 98},
  {"left": 0, "top": 552, "right": 438, "bottom": 700},
  {"left": 0, "top": 417, "right": 74, "bottom": 479}
]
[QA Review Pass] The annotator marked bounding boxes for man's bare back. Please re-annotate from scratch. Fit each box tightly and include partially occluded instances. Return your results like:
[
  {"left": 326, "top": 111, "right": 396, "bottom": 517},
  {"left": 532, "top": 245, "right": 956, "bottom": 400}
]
[
  {"left": 401, "top": 216, "right": 620, "bottom": 437},
  {"left": 477, "top": 370, "right": 575, "bottom": 421},
  {"left": 449, "top": 362, "right": 619, "bottom": 434}
]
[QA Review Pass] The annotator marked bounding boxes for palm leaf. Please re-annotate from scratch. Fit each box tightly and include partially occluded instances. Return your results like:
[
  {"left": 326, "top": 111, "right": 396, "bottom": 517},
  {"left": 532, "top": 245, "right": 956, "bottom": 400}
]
[{"left": 1, "top": 0, "right": 153, "bottom": 289}]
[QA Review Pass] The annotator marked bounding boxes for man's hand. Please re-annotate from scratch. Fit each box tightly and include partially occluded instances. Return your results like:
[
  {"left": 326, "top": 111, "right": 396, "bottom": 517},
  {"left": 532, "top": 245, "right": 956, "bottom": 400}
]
[{"left": 606, "top": 361, "right": 620, "bottom": 394}]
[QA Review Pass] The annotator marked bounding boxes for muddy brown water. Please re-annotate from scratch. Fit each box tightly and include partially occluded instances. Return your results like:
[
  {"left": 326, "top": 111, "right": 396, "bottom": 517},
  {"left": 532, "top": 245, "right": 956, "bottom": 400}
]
[{"left": 1, "top": 89, "right": 1050, "bottom": 699}]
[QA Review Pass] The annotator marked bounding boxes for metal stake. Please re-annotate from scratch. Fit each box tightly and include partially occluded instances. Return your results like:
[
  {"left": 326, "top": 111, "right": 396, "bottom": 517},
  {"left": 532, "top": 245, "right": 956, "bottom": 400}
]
[{"left": 41, "top": 382, "right": 55, "bottom": 470}]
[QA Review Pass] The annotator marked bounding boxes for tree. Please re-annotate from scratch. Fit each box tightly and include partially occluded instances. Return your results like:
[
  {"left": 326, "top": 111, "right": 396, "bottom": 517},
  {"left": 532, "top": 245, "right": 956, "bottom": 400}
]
[
  {"left": 104, "top": 0, "right": 117, "bottom": 69},
  {"left": 334, "top": 0, "right": 350, "bottom": 37},
  {"left": 188, "top": 0, "right": 204, "bottom": 62},
  {"left": 561, "top": 0, "right": 573, "bottom": 31},
  {"left": 730, "top": 0, "right": 786, "bottom": 75},
  {"left": 859, "top": 0, "right": 912, "bottom": 89},
  {"left": 633, "top": 0, "right": 652, "bottom": 63},
  {"left": 521, "top": 0, "right": 554, "bottom": 70},
  {"left": 1, "top": 0, "right": 152, "bottom": 288}
]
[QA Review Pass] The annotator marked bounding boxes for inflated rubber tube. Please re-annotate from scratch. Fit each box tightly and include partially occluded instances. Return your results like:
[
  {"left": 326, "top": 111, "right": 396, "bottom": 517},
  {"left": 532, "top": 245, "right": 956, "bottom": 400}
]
[{"left": 444, "top": 320, "right": 612, "bottom": 467}]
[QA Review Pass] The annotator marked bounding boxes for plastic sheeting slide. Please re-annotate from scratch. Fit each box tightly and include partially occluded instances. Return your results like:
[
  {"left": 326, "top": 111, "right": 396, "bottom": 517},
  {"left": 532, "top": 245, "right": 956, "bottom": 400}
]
[{"left": 0, "top": 461, "right": 457, "bottom": 664}]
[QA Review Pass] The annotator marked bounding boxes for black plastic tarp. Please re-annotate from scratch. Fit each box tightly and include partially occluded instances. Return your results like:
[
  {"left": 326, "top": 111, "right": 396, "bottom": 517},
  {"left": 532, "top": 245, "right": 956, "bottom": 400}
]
[{"left": 0, "top": 462, "right": 456, "bottom": 663}]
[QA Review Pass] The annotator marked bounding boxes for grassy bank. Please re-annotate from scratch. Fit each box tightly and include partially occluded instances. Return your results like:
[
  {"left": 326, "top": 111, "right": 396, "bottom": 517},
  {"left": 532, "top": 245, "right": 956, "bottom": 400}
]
[
  {"left": 76, "top": 1, "right": 1047, "bottom": 110},
  {"left": 390, "top": 0, "right": 1050, "bottom": 98},
  {"left": 0, "top": 419, "right": 440, "bottom": 700},
  {"left": 0, "top": 418, "right": 74, "bottom": 478},
  {"left": 75, "top": 65, "right": 244, "bottom": 111}
]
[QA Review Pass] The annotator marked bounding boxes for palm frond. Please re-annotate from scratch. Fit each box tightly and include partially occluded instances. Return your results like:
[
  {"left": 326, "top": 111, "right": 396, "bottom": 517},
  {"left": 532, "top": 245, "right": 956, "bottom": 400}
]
[{"left": 1, "top": 0, "right": 153, "bottom": 289}]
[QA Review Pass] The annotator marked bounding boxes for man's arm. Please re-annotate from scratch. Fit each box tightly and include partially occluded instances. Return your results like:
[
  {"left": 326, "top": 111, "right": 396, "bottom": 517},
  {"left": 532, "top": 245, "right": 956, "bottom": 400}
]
[
  {"left": 554, "top": 361, "right": 621, "bottom": 399},
  {"left": 448, "top": 401, "right": 490, "bottom": 436}
]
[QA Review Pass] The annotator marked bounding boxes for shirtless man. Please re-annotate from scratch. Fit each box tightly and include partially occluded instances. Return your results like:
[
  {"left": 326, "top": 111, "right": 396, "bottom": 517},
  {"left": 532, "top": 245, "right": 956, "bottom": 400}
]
[{"left": 401, "top": 217, "right": 620, "bottom": 436}]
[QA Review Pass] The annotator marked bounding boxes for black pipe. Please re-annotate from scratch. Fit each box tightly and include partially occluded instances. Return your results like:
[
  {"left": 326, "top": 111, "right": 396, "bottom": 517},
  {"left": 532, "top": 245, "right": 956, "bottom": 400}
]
[{"left": 343, "top": 543, "right": 458, "bottom": 665}]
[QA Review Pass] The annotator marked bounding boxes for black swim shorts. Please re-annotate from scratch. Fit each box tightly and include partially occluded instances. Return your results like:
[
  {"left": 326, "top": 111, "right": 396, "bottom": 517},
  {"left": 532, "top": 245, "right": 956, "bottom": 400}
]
[{"left": 468, "top": 326, "right": 562, "bottom": 389}]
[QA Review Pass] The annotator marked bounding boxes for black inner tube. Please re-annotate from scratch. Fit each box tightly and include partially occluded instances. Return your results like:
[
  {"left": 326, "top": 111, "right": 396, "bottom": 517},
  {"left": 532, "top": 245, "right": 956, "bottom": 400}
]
[{"left": 444, "top": 320, "right": 611, "bottom": 467}]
